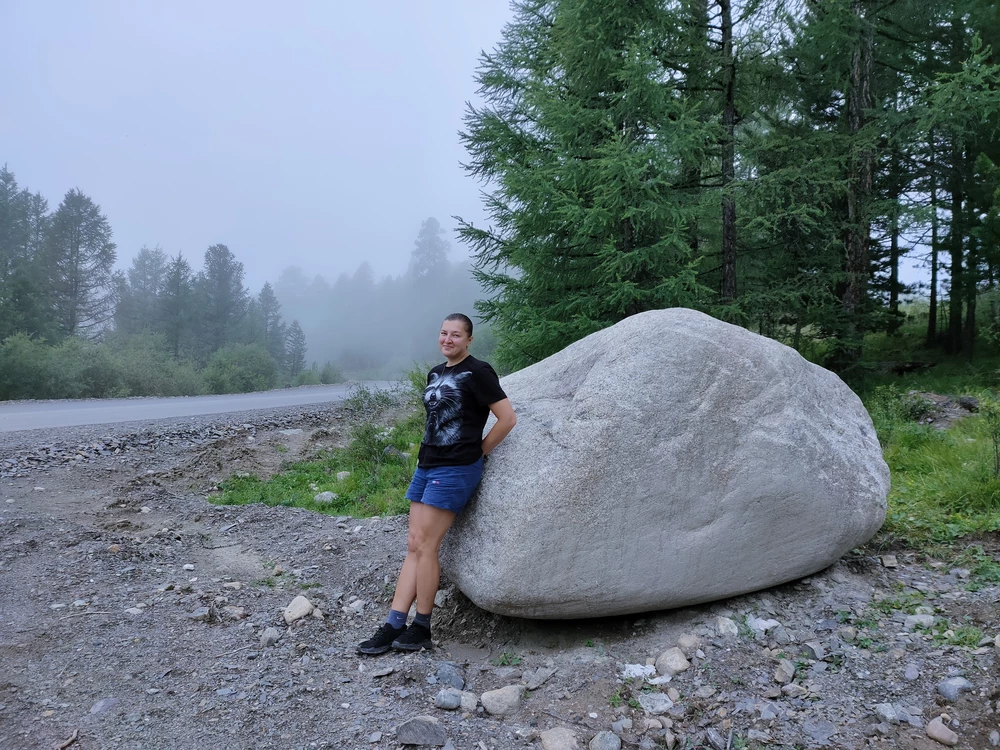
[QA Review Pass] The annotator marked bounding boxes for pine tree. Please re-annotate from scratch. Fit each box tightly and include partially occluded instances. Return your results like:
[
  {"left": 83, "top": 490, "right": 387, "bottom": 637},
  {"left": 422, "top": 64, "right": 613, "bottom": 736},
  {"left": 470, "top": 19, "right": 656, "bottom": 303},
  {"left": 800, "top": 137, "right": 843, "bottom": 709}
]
[
  {"left": 115, "top": 245, "right": 168, "bottom": 334},
  {"left": 458, "top": 0, "right": 716, "bottom": 370},
  {"left": 194, "top": 243, "right": 248, "bottom": 357},
  {"left": 408, "top": 218, "right": 450, "bottom": 280},
  {"left": 257, "top": 282, "right": 286, "bottom": 365},
  {"left": 159, "top": 252, "right": 194, "bottom": 358},
  {"left": 44, "top": 188, "right": 117, "bottom": 337},
  {"left": 285, "top": 320, "right": 307, "bottom": 376}
]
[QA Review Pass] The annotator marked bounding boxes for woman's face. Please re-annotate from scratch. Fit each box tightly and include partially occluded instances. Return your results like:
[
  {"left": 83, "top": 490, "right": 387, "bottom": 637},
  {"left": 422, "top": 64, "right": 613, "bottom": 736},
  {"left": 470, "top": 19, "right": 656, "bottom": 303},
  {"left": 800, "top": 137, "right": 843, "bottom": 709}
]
[{"left": 439, "top": 319, "right": 472, "bottom": 360}]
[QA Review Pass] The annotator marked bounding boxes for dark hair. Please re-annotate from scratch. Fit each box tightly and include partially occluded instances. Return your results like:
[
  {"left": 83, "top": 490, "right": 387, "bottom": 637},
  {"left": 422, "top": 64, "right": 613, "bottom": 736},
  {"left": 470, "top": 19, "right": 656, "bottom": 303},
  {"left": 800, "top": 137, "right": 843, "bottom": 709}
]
[{"left": 444, "top": 312, "right": 473, "bottom": 337}]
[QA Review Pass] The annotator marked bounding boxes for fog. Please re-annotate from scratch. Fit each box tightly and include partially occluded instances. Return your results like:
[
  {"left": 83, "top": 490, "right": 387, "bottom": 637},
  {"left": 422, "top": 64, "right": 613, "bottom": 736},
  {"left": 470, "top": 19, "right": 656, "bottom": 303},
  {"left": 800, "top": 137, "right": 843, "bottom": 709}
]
[{"left": 0, "top": 1, "right": 514, "bottom": 291}]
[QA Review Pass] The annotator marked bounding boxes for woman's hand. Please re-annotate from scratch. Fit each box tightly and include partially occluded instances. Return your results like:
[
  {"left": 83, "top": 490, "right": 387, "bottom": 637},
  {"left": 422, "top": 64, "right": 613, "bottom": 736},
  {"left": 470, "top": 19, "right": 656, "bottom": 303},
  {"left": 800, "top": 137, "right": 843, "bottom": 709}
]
[{"left": 482, "top": 398, "right": 516, "bottom": 457}]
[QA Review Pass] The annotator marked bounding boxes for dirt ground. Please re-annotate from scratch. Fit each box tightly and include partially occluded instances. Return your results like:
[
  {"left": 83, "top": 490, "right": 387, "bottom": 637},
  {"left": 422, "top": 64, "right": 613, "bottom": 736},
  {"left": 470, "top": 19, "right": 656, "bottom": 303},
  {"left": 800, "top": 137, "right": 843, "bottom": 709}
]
[{"left": 1, "top": 406, "right": 998, "bottom": 750}]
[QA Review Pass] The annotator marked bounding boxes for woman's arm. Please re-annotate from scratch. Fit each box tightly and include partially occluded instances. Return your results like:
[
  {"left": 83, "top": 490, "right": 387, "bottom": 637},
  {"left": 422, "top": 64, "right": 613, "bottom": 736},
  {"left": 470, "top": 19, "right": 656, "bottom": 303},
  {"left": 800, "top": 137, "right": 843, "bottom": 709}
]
[{"left": 481, "top": 398, "right": 517, "bottom": 456}]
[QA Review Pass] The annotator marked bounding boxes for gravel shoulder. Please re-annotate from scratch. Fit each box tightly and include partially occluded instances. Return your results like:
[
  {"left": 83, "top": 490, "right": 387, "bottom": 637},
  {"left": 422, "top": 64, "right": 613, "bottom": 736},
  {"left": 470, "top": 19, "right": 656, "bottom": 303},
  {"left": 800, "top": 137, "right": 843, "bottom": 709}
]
[{"left": 1, "top": 408, "right": 997, "bottom": 750}]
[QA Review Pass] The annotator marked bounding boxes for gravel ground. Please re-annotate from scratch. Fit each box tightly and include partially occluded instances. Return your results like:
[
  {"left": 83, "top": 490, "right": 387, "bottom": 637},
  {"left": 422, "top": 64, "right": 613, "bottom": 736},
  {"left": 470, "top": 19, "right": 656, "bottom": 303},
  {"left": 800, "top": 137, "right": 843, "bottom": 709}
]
[{"left": 1, "top": 406, "right": 998, "bottom": 750}]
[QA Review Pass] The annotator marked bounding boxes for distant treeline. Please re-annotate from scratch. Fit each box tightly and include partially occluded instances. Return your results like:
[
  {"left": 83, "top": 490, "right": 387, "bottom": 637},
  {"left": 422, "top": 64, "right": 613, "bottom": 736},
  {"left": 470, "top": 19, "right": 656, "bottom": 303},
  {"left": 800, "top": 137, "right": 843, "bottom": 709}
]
[{"left": 0, "top": 166, "right": 491, "bottom": 400}]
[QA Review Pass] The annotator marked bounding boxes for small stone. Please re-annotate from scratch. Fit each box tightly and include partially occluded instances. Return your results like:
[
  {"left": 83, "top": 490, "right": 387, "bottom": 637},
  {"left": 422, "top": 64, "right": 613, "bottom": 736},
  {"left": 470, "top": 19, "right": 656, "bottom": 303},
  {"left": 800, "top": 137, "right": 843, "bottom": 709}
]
[
  {"left": 108, "top": 544, "right": 121, "bottom": 553},
  {"left": 611, "top": 718, "right": 632, "bottom": 734},
  {"left": 336, "top": 471, "right": 351, "bottom": 481},
  {"left": 481, "top": 685, "right": 522, "bottom": 715},
  {"left": 524, "top": 666, "right": 557, "bottom": 690},
  {"left": 904, "top": 614, "right": 935, "bottom": 630},
  {"left": 283, "top": 595, "right": 314, "bottom": 624},
  {"left": 367, "top": 732, "right": 382, "bottom": 743},
  {"left": 801, "top": 641, "right": 825, "bottom": 660},
  {"left": 774, "top": 659, "right": 795, "bottom": 684},
  {"left": 90, "top": 697, "right": 119, "bottom": 715},
  {"left": 926, "top": 716, "right": 959, "bottom": 746},
  {"left": 655, "top": 647, "right": 690, "bottom": 676},
  {"left": 759, "top": 704, "right": 778, "bottom": 721},
  {"left": 904, "top": 663, "right": 919, "bottom": 681},
  {"left": 715, "top": 616, "right": 739, "bottom": 637},
  {"left": 182, "top": 563, "right": 195, "bottom": 571},
  {"left": 746, "top": 729, "right": 771, "bottom": 743},
  {"left": 773, "top": 626, "right": 792, "bottom": 646},
  {"left": 936, "top": 677, "right": 973, "bottom": 702},
  {"left": 704, "top": 728, "right": 726, "bottom": 750},
  {"left": 260, "top": 627, "right": 281, "bottom": 647},
  {"left": 641, "top": 718, "right": 662, "bottom": 733},
  {"left": 223, "top": 605, "right": 248, "bottom": 620},
  {"left": 590, "top": 731, "right": 622, "bottom": 750},
  {"left": 677, "top": 633, "right": 702, "bottom": 656},
  {"left": 460, "top": 691, "right": 477, "bottom": 712},
  {"left": 348, "top": 599, "right": 367, "bottom": 614},
  {"left": 435, "top": 662, "right": 465, "bottom": 690},
  {"left": 396, "top": 715, "right": 447, "bottom": 746},
  {"left": 124, "top": 607, "right": 143, "bottom": 616},
  {"left": 695, "top": 686, "right": 717, "bottom": 699},
  {"left": 666, "top": 687, "right": 680, "bottom": 702},
  {"left": 874, "top": 703, "right": 898, "bottom": 724},
  {"left": 434, "top": 688, "right": 462, "bottom": 710},
  {"left": 989, "top": 729, "right": 999, "bottom": 747},
  {"left": 637, "top": 692, "right": 673, "bottom": 715},
  {"left": 314, "top": 491, "right": 338, "bottom": 503},
  {"left": 540, "top": 727, "right": 580, "bottom": 750},
  {"left": 189, "top": 607, "right": 212, "bottom": 622},
  {"left": 663, "top": 730, "right": 677, "bottom": 750},
  {"left": 371, "top": 666, "right": 394, "bottom": 678},
  {"left": 881, "top": 554, "right": 898, "bottom": 568},
  {"left": 781, "top": 683, "right": 808, "bottom": 698}
]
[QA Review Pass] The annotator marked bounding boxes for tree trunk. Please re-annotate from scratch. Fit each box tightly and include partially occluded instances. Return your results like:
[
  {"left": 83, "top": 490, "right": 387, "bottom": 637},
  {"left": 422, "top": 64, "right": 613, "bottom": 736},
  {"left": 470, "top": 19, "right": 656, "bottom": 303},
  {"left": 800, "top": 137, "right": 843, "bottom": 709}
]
[
  {"left": 889, "top": 210, "right": 900, "bottom": 333},
  {"left": 964, "top": 195, "right": 977, "bottom": 357},
  {"left": 946, "top": 138, "right": 964, "bottom": 354},
  {"left": 841, "top": 0, "right": 874, "bottom": 360},
  {"left": 719, "top": 0, "right": 737, "bottom": 303},
  {"left": 927, "top": 135, "right": 939, "bottom": 347}
]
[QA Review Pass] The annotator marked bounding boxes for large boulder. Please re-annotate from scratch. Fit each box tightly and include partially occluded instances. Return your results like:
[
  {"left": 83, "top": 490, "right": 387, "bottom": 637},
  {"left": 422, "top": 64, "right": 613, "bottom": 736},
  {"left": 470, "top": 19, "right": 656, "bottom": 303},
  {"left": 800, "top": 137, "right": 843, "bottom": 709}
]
[{"left": 442, "top": 308, "right": 888, "bottom": 618}]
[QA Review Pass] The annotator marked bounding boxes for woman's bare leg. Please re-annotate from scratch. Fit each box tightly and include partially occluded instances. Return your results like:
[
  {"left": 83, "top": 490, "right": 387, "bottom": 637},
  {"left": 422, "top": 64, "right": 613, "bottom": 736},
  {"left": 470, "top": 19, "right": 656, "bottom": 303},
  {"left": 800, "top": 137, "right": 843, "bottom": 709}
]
[{"left": 390, "top": 502, "right": 456, "bottom": 616}]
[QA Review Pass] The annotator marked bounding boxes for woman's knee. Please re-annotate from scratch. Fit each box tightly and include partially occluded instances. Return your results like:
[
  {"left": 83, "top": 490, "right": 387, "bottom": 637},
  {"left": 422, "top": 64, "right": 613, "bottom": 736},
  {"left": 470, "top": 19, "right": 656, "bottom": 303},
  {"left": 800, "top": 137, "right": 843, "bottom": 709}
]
[{"left": 406, "top": 530, "right": 438, "bottom": 558}]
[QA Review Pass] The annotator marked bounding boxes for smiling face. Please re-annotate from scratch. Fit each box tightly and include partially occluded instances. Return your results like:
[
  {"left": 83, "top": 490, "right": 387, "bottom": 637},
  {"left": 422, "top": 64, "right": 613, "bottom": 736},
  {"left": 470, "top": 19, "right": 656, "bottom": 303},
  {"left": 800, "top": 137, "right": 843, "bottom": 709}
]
[{"left": 439, "top": 318, "right": 472, "bottom": 364}]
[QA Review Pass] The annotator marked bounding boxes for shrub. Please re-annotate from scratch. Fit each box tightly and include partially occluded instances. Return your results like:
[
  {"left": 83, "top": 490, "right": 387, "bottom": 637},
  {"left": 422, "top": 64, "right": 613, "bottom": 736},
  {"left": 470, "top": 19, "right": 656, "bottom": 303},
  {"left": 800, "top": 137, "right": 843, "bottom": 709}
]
[
  {"left": 319, "top": 360, "right": 345, "bottom": 384},
  {"left": 294, "top": 368, "right": 322, "bottom": 386},
  {"left": 204, "top": 344, "right": 277, "bottom": 394}
]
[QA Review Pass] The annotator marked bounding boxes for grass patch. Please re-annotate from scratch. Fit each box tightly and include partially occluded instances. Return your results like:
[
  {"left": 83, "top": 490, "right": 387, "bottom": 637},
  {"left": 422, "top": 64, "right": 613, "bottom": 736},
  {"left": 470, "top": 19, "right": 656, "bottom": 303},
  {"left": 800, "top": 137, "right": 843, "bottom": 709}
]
[
  {"left": 211, "top": 382, "right": 424, "bottom": 517},
  {"left": 861, "top": 383, "right": 1000, "bottom": 546}
]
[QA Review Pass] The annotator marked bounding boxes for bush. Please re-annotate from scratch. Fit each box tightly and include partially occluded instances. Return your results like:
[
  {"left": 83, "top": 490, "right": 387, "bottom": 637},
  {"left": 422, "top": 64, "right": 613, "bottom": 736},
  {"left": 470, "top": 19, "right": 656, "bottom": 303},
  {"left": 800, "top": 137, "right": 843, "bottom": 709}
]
[
  {"left": 294, "top": 368, "right": 322, "bottom": 386},
  {"left": 204, "top": 344, "right": 277, "bottom": 394},
  {"left": 104, "top": 334, "right": 205, "bottom": 396},
  {"left": 319, "top": 360, "right": 345, "bottom": 384}
]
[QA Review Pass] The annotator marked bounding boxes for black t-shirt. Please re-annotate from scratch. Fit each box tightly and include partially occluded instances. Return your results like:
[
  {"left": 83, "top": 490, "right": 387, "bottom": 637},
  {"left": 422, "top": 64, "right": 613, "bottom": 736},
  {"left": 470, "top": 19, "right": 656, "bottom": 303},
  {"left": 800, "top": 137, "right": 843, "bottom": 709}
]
[{"left": 417, "top": 355, "right": 508, "bottom": 468}]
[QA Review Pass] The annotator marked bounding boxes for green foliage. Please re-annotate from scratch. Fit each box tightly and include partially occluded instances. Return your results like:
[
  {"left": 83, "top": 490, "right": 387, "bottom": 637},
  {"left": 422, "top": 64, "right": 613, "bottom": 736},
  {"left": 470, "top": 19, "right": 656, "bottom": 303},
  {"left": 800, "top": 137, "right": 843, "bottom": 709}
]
[
  {"left": 980, "top": 396, "right": 1000, "bottom": 478},
  {"left": 204, "top": 343, "right": 277, "bottom": 394},
  {"left": 213, "top": 406, "right": 423, "bottom": 518},
  {"left": 294, "top": 368, "right": 322, "bottom": 387},
  {"left": 319, "top": 361, "right": 345, "bottom": 384},
  {"left": 285, "top": 320, "right": 307, "bottom": 376},
  {"left": 490, "top": 651, "right": 521, "bottom": 667}
]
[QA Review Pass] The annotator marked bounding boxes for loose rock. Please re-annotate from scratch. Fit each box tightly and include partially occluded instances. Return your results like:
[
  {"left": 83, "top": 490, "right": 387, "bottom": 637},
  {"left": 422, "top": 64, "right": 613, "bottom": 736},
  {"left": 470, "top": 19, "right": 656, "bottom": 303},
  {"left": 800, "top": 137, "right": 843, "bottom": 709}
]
[
  {"left": 396, "top": 715, "right": 448, "bottom": 746},
  {"left": 259, "top": 627, "right": 281, "bottom": 647},
  {"left": 283, "top": 595, "right": 313, "bottom": 624},
  {"left": 540, "top": 727, "right": 580, "bottom": 750},
  {"left": 637, "top": 692, "right": 673, "bottom": 715},
  {"left": 926, "top": 716, "right": 959, "bottom": 746},
  {"left": 480, "top": 685, "right": 522, "bottom": 716},
  {"left": 655, "top": 647, "right": 690, "bottom": 676},
  {"left": 589, "top": 731, "right": 621, "bottom": 750},
  {"left": 936, "top": 676, "right": 973, "bottom": 702},
  {"left": 433, "top": 688, "right": 462, "bottom": 710}
]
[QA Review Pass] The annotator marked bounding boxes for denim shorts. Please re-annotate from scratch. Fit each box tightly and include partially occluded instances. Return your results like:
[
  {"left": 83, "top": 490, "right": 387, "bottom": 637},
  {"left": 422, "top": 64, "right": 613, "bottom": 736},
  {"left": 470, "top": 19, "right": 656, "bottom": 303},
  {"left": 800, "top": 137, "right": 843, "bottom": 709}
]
[{"left": 405, "top": 457, "right": 484, "bottom": 514}]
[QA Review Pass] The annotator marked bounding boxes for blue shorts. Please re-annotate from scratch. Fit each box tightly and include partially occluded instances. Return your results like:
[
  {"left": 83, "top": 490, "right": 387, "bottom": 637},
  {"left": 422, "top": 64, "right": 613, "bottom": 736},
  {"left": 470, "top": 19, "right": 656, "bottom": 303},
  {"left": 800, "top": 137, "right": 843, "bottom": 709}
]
[{"left": 405, "top": 458, "right": 484, "bottom": 514}]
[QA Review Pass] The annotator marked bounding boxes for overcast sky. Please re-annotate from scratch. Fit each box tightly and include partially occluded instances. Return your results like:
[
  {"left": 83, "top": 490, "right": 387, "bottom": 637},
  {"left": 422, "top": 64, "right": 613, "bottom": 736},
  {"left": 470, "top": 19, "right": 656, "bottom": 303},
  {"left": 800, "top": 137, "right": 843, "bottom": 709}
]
[{"left": 1, "top": 1, "right": 513, "bottom": 291}]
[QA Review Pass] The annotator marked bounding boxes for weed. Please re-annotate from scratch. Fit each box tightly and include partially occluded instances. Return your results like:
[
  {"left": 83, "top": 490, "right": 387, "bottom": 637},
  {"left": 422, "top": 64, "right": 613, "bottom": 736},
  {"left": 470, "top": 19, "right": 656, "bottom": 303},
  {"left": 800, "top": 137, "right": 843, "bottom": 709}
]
[
  {"left": 585, "top": 639, "right": 594, "bottom": 647},
  {"left": 934, "top": 624, "right": 984, "bottom": 648},
  {"left": 275, "top": 444, "right": 288, "bottom": 453},
  {"left": 627, "top": 697, "right": 641, "bottom": 710},
  {"left": 491, "top": 651, "right": 522, "bottom": 667},
  {"left": 608, "top": 688, "right": 623, "bottom": 708},
  {"left": 871, "top": 592, "right": 926, "bottom": 615}
]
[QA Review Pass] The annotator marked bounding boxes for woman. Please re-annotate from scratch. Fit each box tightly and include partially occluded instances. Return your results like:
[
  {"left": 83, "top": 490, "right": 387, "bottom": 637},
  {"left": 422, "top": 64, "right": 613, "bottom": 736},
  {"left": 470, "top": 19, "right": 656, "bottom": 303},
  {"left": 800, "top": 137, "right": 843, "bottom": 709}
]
[{"left": 358, "top": 313, "right": 517, "bottom": 654}]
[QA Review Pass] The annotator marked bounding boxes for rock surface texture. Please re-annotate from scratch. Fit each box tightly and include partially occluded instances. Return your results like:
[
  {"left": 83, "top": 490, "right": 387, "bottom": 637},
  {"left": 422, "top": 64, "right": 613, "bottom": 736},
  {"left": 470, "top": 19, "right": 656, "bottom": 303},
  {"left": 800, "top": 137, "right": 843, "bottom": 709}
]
[{"left": 443, "top": 308, "right": 889, "bottom": 618}]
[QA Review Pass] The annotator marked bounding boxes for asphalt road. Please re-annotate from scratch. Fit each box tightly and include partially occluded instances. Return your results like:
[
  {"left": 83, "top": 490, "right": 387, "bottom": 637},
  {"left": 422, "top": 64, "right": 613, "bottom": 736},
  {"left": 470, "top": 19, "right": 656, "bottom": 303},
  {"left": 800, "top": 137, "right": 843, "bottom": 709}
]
[{"left": 0, "top": 382, "right": 398, "bottom": 433}]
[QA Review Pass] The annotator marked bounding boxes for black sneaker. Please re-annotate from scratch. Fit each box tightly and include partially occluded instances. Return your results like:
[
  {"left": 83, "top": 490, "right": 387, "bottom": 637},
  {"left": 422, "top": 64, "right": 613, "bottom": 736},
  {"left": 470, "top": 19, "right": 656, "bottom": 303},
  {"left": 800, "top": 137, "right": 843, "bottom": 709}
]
[
  {"left": 357, "top": 623, "right": 405, "bottom": 655},
  {"left": 392, "top": 622, "right": 433, "bottom": 652}
]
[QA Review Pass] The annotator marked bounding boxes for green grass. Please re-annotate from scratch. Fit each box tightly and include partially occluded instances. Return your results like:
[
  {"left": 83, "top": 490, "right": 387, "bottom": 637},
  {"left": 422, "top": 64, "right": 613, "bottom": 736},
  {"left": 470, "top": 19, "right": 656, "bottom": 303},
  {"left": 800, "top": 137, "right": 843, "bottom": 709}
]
[{"left": 211, "top": 384, "right": 424, "bottom": 517}]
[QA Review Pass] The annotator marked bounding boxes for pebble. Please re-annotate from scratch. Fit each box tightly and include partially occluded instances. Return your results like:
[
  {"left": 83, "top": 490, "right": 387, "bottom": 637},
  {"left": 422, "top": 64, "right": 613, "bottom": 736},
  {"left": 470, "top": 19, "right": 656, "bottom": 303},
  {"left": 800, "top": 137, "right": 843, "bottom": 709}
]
[
  {"left": 459, "top": 691, "right": 477, "bottom": 712},
  {"left": 259, "top": 627, "right": 281, "bottom": 647},
  {"left": 904, "top": 614, "right": 935, "bottom": 630},
  {"left": 904, "top": 663, "right": 920, "bottom": 681},
  {"left": 433, "top": 688, "right": 462, "bottom": 710},
  {"left": 774, "top": 659, "right": 796, "bottom": 684},
  {"left": 436, "top": 662, "right": 465, "bottom": 690},
  {"left": 396, "top": 715, "right": 447, "bottom": 746},
  {"left": 188, "top": 607, "right": 212, "bottom": 622},
  {"left": 715, "top": 616, "right": 739, "bottom": 637},
  {"left": 336, "top": 471, "right": 351, "bottom": 481},
  {"left": 611, "top": 718, "right": 632, "bottom": 734},
  {"left": 655, "top": 647, "right": 690, "bottom": 676},
  {"left": 90, "top": 697, "right": 120, "bottom": 715},
  {"left": 182, "top": 563, "right": 195, "bottom": 571},
  {"left": 637, "top": 692, "right": 673, "bottom": 715},
  {"left": 524, "top": 665, "right": 557, "bottom": 690},
  {"left": 990, "top": 729, "right": 1000, "bottom": 747},
  {"left": 283, "top": 595, "right": 314, "bottom": 624},
  {"left": 677, "top": 633, "right": 702, "bottom": 656},
  {"left": 926, "top": 716, "right": 959, "bottom": 746},
  {"left": 589, "top": 731, "right": 621, "bottom": 750},
  {"left": 936, "top": 676, "right": 973, "bottom": 702},
  {"left": 314, "top": 491, "right": 337, "bottom": 503},
  {"left": 367, "top": 732, "right": 382, "bottom": 743},
  {"left": 540, "top": 727, "right": 580, "bottom": 750},
  {"left": 480, "top": 685, "right": 522, "bottom": 715},
  {"left": 874, "top": 703, "right": 898, "bottom": 724}
]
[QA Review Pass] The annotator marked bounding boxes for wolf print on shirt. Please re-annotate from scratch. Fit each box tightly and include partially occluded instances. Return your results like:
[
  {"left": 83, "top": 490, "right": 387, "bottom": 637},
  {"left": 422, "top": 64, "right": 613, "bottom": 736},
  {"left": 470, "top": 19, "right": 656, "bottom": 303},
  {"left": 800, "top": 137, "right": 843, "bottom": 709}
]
[{"left": 422, "top": 370, "right": 472, "bottom": 446}]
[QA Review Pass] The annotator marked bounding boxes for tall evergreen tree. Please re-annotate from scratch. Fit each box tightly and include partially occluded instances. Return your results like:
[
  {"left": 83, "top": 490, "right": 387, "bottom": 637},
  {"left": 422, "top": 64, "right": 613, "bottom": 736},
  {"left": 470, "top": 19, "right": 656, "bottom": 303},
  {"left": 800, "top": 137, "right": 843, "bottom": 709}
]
[
  {"left": 194, "top": 243, "right": 248, "bottom": 357},
  {"left": 159, "top": 252, "right": 194, "bottom": 358},
  {"left": 408, "top": 217, "right": 450, "bottom": 280},
  {"left": 458, "top": 0, "right": 716, "bottom": 370},
  {"left": 44, "top": 188, "right": 117, "bottom": 337},
  {"left": 285, "top": 320, "right": 307, "bottom": 376},
  {"left": 115, "top": 245, "right": 168, "bottom": 334},
  {"left": 256, "top": 281, "right": 286, "bottom": 365}
]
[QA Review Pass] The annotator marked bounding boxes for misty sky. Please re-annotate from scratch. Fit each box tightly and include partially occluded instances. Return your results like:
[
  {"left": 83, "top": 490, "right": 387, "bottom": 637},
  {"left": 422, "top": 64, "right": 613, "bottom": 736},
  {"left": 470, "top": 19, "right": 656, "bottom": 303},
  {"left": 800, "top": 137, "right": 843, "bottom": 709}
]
[{"left": 1, "top": 1, "right": 513, "bottom": 291}]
